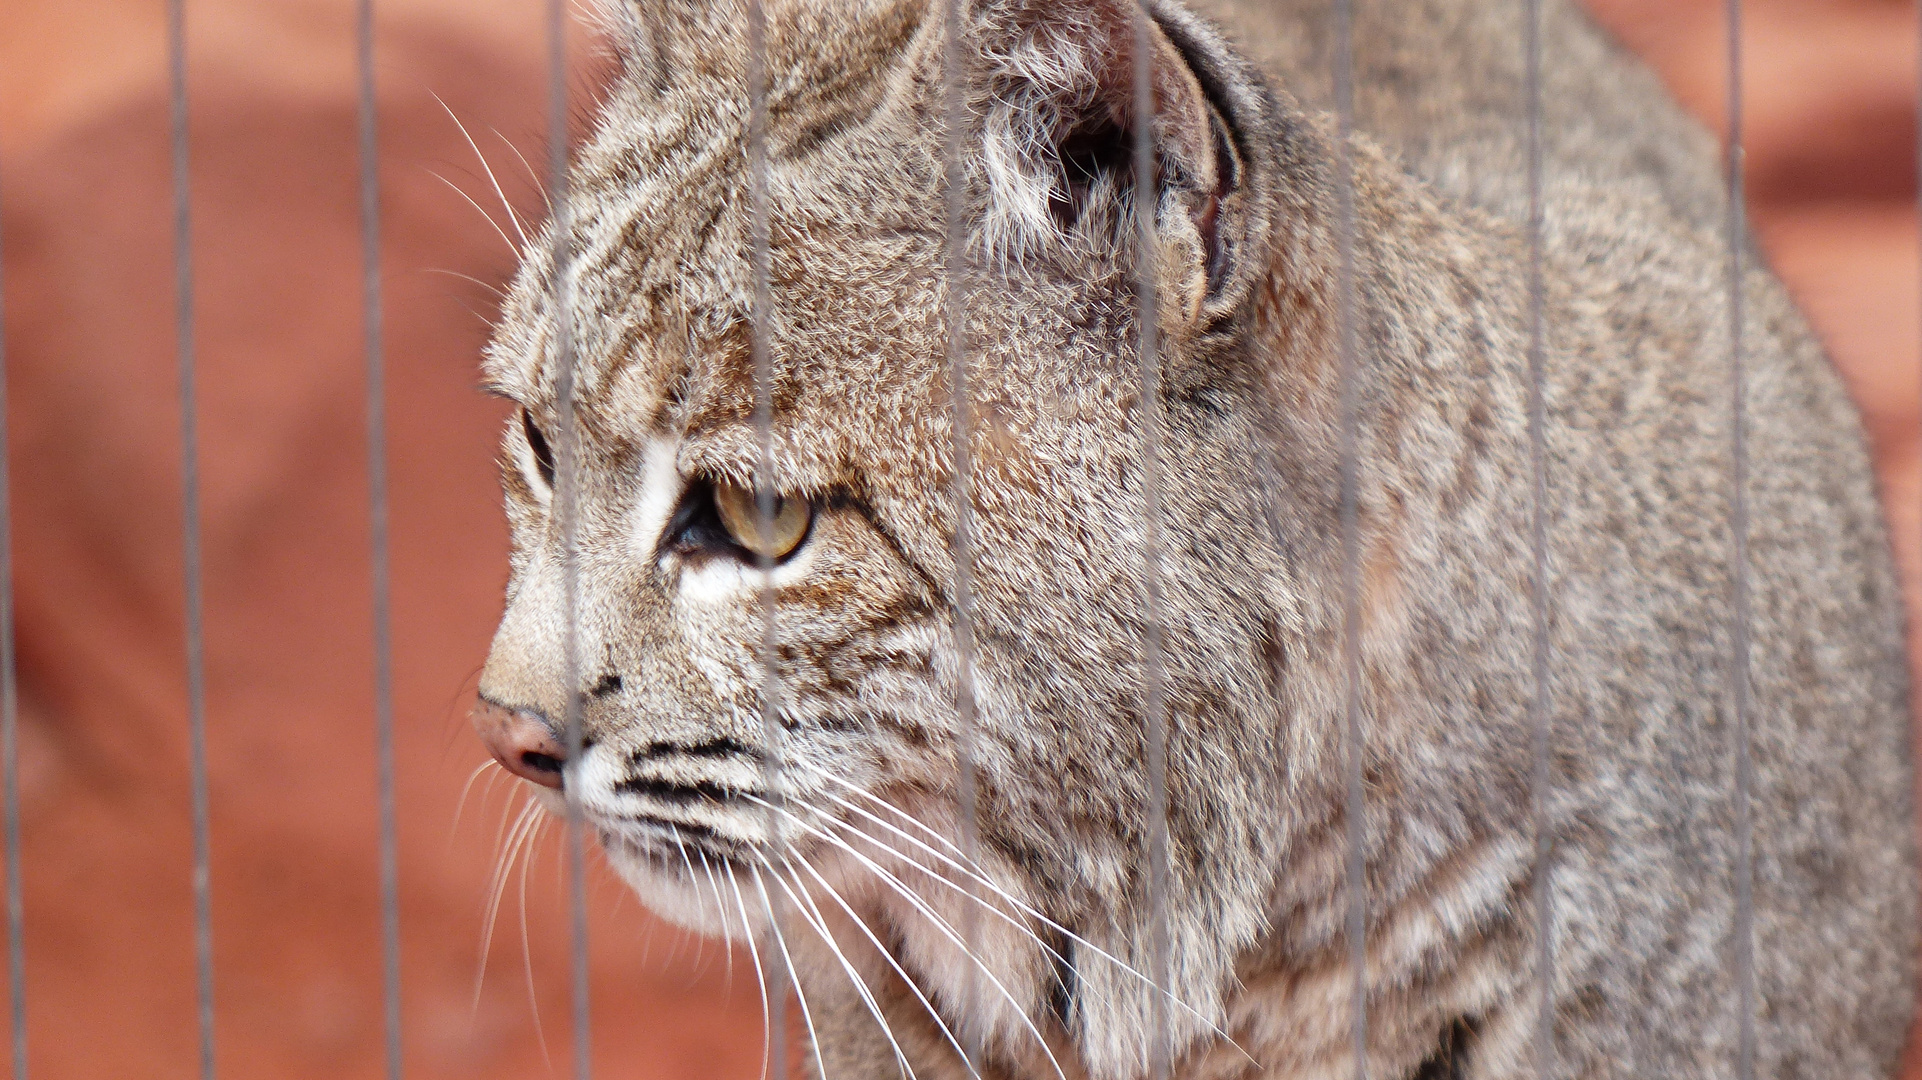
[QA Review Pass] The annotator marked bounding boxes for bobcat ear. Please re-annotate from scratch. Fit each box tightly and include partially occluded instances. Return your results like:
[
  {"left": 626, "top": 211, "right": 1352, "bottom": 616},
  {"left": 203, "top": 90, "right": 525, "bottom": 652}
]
[{"left": 974, "top": 0, "right": 1232, "bottom": 295}]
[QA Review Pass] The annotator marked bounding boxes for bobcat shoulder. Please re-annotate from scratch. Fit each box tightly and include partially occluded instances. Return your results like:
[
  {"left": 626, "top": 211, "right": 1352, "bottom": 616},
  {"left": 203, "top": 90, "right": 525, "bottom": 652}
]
[{"left": 473, "top": 0, "right": 1916, "bottom": 1077}]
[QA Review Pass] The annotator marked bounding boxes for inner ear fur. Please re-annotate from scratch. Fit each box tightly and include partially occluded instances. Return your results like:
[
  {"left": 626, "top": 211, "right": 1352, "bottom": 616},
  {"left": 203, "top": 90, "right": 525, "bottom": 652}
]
[{"left": 977, "top": 0, "right": 1254, "bottom": 309}]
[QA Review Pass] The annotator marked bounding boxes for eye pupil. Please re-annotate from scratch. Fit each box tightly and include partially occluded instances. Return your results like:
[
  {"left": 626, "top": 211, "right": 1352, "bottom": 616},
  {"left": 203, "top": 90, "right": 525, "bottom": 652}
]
[{"left": 521, "top": 409, "right": 556, "bottom": 487}]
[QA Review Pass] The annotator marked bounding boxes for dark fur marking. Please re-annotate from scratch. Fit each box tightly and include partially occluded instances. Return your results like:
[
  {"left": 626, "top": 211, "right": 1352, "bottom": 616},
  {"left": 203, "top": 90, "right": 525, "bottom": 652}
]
[
  {"left": 612, "top": 776, "right": 741, "bottom": 805},
  {"left": 629, "top": 737, "right": 759, "bottom": 764},
  {"left": 1048, "top": 927, "right": 1077, "bottom": 1029},
  {"left": 1411, "top": 1017, "right": 1477, "bottom": 1080},
  {"left": 1255, "top": 614, "right": 1288, "bottom": 698},
  {"left": 780, "top": 107, "right": 865, "bottom": 162},
  {"left": 611, "top": 815, "right": 746, "bottom": 858}
]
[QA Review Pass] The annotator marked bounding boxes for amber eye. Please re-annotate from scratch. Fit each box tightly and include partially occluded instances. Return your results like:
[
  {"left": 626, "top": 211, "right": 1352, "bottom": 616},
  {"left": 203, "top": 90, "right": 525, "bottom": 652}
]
[{"left": 712, "top": 480, "right": 811, "bottom": 561}]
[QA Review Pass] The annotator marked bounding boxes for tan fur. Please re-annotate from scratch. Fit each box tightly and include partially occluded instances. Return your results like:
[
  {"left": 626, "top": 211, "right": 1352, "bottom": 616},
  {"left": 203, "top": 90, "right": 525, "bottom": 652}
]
[{"left": 476, "top": 1, "right": 1917, "bottom": 1077}]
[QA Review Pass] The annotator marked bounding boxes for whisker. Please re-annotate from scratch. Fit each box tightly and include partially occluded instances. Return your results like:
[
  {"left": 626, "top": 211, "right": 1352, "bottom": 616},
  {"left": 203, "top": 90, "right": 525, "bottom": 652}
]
[
  {"left": 517, "top": 814, "right": 552, "bottom": 1066},
  {"left": 483, "top": 777, "right": 530, "bottom": 867},
  {"left": 782, "top": 853, "right": 985, "bottom": 1080},
  {"left": 698, "top": 850, "right": 736, "bottom": 989},
  {"left": 796, "top": 767, "right": 1249, "bottom": 1057},
  {"left": 725, "top": 865, "right": 776, "bottom": 1080},
  {"left": 451, "top": 759, "right": 500, "bottom": 836},
  {"left": 432, "top": 91, "right": 532, "bottom": 249},
  {"left": 764, "top": 863, "right": 919, "bottom": 1080},
  {"left": 492, "top": 126, "right": 554, "bottom": 213},
  {"left": 752, "top": 864, "right": 833, "bottom": 1080},
  {"left": 421, "top": 267, "right": 509, "bottom": 300},
  {"left": 425, "top": 169, "right": 521, "bottom": 257},
  {"left": 448, "top": 296, "right": 495, "bottom": 330},
  {"left": 479, "top": 799, "right": 540, "bottom": 982},
  {"left": 474, "top": 799, "right": 542, "bottom": 1013},
  {"left": 748, "top": 797, "right": 1066, "bottom": 1080},
  {"left": 667, "top": 825, "right": 715, "bottom": 975},
  {"left": 793, "top": 787, "right": 1077, "bottom": 974}
]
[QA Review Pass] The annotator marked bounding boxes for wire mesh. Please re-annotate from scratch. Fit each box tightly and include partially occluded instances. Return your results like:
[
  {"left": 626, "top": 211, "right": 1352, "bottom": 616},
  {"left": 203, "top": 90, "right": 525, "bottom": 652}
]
[
  {"left": 1521, "top": 0, "right": 1556, "bottom": 1072},
  {"left": 745, "top": 3, "right": 793, "bottom": 1077},
  {"left": 0, "top": 0, "right": 1895, "bottom": 1076},
  {"left": 0, "top": 116, "right": 23, "bottom": 1080},
  {"left": 940, "top": 0, "right": 986, "bottom": 1068},
  {"left": 1127, "top": 6, "right": 1174, "bottom": 1079},
  {"left": 354, "top": 2, "right": 405, "bottom": 1076},
  {"left": 544, "top": 0, "right": 594, "bottom": 1075},
  {"left": 1723, "top": 1, "right": 1757, "bottom": 1077},
  {"left": 1329, "top": 1, "right": 1368, "bottom": 1077},
  {"left": 166, "top": 2, "right": 219, "bottom": 1076}
]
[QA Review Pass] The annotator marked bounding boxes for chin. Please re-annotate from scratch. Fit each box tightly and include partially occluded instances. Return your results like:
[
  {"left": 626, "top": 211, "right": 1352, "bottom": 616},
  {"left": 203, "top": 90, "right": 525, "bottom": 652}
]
[{"left": 597, "top": 826, "right": 770, "bottom": 940}]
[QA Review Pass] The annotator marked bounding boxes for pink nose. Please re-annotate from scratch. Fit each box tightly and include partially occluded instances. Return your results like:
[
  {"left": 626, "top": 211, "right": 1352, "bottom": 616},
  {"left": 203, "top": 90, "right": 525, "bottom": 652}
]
[{"left": 471, "top": 699, "right": 566, "bottom": 789}]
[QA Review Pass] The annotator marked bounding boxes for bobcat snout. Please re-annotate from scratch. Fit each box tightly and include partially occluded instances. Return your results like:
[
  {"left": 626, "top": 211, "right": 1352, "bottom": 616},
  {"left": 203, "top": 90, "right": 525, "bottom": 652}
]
[{"left": 471, "top": 697, "right": 566, "bottom": 789}]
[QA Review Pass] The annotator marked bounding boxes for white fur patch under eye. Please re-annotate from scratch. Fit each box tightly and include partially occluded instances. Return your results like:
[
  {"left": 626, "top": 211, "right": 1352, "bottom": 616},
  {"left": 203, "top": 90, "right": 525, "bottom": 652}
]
[
  {"left": 677, "top": 545, "right": 814, "bottom": 605},
  {"left": 678, "top": 558, "right": 758, "bottom": 603},
  {"left": 630, "top": 436, "right": 685, "bottom": 563}
]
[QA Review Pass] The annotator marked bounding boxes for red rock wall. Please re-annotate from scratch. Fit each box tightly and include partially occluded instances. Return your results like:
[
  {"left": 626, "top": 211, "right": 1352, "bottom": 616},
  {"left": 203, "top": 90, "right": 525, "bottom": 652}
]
[{"left": 0, "top": 0, "right": 1914, "bottom": 1076}]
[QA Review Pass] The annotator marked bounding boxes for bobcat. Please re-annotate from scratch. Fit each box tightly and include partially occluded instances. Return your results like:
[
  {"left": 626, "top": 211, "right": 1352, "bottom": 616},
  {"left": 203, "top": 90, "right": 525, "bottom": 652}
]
[{"left": 471, "top": 0, "right": 1917, "bottom": 1076}]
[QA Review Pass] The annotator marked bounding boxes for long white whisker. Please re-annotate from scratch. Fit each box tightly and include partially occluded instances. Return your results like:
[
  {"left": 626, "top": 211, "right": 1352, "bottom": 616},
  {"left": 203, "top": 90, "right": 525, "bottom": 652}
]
[
  {"left": 421, "top": 267, "right": 509, "bottom": 300},
  {"left": 451, "top": 759, "right": 499, "bottom": 838},
  {"left": 793, "top": 792, "right": 1114, "bottom": 1022},
  {"left": 796, "top": 788, "right": 1076, "bottom": 973},
  {"left": 668, "top": 826, "right": 702, "bottom": 905},
  {"left": 698, "top": 850, "right": 736, "bottom": 989},
  {"left": 475, "top": 798, "right": 542, "bottom": 1011},
  {"left": 426, "top": 170, "right": 520, "bottom": 257},
  {"left": 752, "top": 864, "right": 833, "bottom": 1080},
  {"left": 794, "top": 762, "right": 967, "bottom": 857},
  {"left": 725, "top": 865, "right": 776, "bottom": 1080},
  {"left": 432, "top": 91, "right": 532, "bottom": 249},
  {"left": 492, "top": 126, "right": 554, "bottom": 213},
  {"left": 783, "top": 853, "right": 985, "bottom": 1080},
  {"left": 484, "top": 781, "right": 531, "bottom": 872},
  {"left": 756, "top": 799, "right": 979, "bottom": 957},
  {"left": 480, "top": 761, "right": 511, "bottom": 809},
  {"left": 796, "top": 766, "right": 1247, "bottom": 1055},
  {"left": 666, "top": 826, "right": 714, "bottom": 974},
  {"left": 517, "top": 815, "right": 552, "bottom": 1066},
  {"left": 749, "top": 797, "right": 1066, "bottom": 1080},
  {"left": 764, "top": 863, "right": 918, "bottom": 1080}
]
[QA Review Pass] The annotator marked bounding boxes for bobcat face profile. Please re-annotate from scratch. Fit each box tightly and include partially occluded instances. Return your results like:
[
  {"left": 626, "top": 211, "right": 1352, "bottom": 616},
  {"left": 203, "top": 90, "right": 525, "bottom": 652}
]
[{"left": 475, "top": 0, "right": 1916, "bottom": 1077}]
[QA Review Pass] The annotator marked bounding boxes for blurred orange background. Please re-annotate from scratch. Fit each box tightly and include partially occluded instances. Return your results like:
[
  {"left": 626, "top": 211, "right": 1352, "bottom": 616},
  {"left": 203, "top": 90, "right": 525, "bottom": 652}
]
[{"left": 0, "top": 1, "right": 1914, "bottom": 1077}]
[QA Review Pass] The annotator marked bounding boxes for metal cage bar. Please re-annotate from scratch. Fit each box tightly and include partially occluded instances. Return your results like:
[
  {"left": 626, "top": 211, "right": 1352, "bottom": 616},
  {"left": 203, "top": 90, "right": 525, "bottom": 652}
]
[
  {"left": 1724, "top": 1, "right": 1757, "bottom": 1077},
  {"left": 1127, "top": 5, "right": 1175, "bottom": 1079},
  {"left": 96, "top": 0, "right": 1856, "bottom": 1076},
  {"left": 167, "top": 1, "right": 219, "bottom": 1075},
  {"left": 545, "top": 0, "right": 595, "bottom": 1074},
  {"left": 0, "top": 109, "right": 25, "bottom": 1080},
  {"left": 745, "top": 4, "right": 794, "bottom": 1077},
  {"left": 941, "top": 0, "right": 986, "bottom": 1068},
  {"left": 1522, "top": 0, "right": 1556, "bottom": 1073},
  {"left": 354, "top": 1, "right": 405, "bottom": 1076},
  {"left": 1330, "top": 1, "right": 1368, "bottom": 1077}
]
